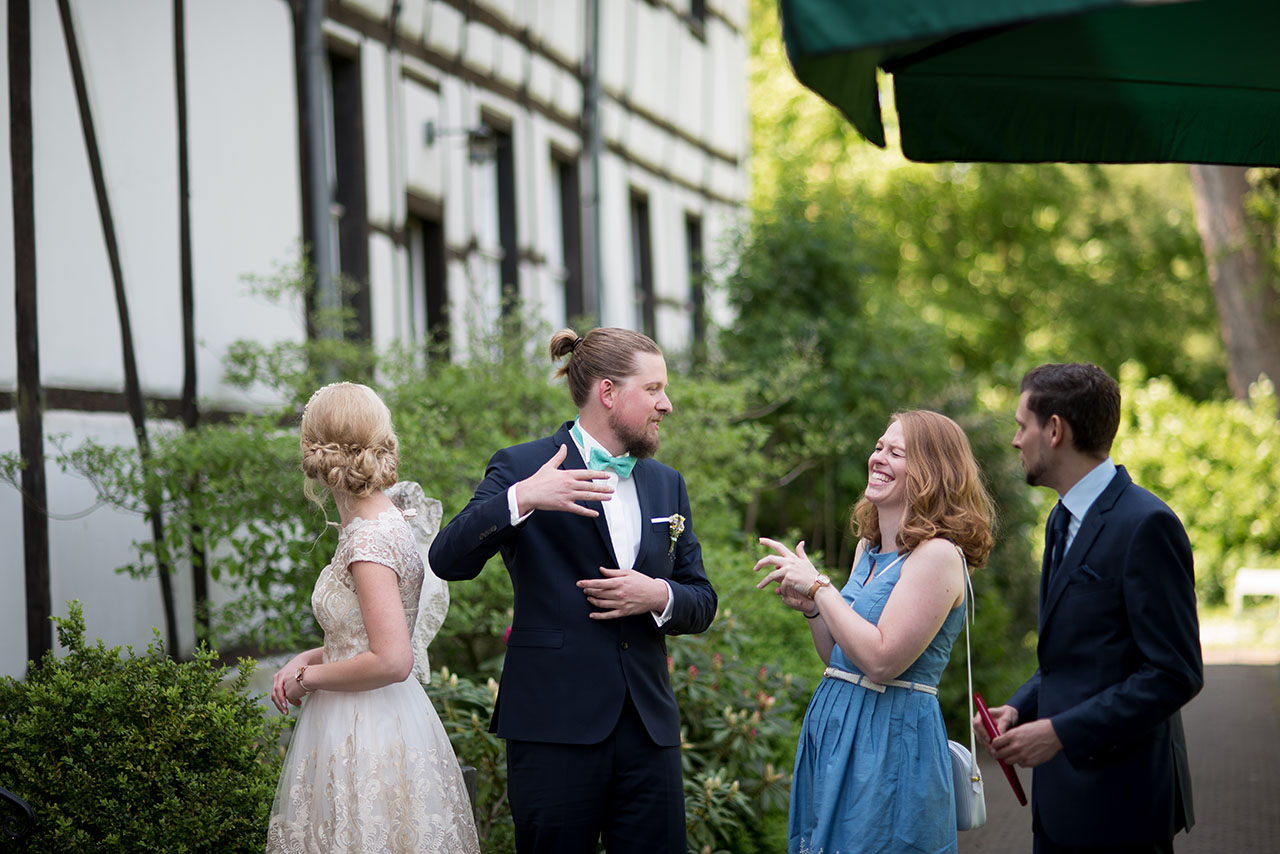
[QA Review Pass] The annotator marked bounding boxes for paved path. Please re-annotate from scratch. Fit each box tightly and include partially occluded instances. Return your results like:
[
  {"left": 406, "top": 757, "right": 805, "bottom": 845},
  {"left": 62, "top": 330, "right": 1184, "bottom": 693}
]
[{"left": 960, "top": 663, "right": 1280, "bottom": 853}]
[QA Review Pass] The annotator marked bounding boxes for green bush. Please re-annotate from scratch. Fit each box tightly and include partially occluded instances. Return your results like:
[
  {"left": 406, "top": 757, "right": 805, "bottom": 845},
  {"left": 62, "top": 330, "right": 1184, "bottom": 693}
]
[
  {"left": 0, "top": 602, "right": 286, "bottom": 853},
  {"left": 422, "top": 667, "right": 514, "bottom": 851},
  {"left": 1114, "top": 364, "right": 1280, "bottom": 603},
  {"left": 672, "top": 609, "right": 805, "bottom": 854}
]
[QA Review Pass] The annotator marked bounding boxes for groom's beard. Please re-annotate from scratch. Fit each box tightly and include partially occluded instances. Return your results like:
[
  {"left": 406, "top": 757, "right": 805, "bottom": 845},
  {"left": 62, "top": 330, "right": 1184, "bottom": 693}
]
[{"left": 609, "top": 411, "right": 661, "bottom": 459}]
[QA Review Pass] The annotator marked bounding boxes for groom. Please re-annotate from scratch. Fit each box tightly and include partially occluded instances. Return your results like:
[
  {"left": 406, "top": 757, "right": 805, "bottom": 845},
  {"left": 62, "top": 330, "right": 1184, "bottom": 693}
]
[{"left": 429, "top": 326, "right": 717, "bottom": 854}]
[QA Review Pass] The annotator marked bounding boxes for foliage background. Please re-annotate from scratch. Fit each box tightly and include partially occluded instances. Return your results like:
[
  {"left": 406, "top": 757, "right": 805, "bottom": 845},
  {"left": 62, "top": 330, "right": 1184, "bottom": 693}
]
[{"left": 5, "top": 2, "right": 1280, "bottom": 852}]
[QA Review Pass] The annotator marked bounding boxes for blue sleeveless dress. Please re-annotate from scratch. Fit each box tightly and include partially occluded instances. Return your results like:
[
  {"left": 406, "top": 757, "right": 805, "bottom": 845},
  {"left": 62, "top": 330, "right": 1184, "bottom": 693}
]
[{"left": 788, "top": 546, "right": 965, "bottom": 854}]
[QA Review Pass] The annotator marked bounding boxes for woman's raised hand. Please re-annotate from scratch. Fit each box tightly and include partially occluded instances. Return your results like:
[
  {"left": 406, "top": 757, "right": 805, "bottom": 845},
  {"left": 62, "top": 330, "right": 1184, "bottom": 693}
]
[{"left": 754, "top": 537, "right": 823, "bottom": 611}]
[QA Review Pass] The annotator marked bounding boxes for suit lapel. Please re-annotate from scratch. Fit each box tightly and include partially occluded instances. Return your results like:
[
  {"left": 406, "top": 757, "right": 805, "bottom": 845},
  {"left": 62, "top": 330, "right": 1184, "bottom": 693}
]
[
  {"left": 554, "top": 422, "right": 619, "bottom": 567},
  {"left": 1039, "top": 467, "right": 1131, "bottom": 632},
  {"left": 632, "top": 460, "right": 655, "bottom": 569}
]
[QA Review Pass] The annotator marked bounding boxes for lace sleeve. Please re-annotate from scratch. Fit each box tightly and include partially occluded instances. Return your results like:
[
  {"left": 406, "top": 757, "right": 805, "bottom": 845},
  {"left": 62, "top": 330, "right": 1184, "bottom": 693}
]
[{"left": 343, "top": 522, "right": 406, "bottom": 579}]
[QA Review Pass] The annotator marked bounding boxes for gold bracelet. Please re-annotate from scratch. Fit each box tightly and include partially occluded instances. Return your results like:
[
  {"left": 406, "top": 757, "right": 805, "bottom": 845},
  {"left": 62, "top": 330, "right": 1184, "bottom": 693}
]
[{"left": 295, "top": 665, "right": 311, "bottom": 694}]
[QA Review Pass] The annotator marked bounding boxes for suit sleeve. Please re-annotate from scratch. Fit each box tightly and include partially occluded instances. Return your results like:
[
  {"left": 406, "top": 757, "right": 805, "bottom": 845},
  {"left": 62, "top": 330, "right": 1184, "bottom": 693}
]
[
  {"left": 428, "top": 447, "right": 527, "bottom": 581},
  {"left": 660, "top": 471, "right": 716, "bottom": 636},
  {"left": 1051, "top": 508, "right": 1204, "bottom": 763},
  {"left": 1008, "top": 669, "right": 1041, "bottom": 722}
]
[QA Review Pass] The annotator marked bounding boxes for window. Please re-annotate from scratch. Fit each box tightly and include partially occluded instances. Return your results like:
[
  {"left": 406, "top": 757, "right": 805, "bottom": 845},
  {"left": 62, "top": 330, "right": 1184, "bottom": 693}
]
[
  {"left": 689, "top": 0, "right": 707, "bottom": 39},
  {"left": 553, "top": 154, "right": 584, "bottom": 322},
  {"left": 489, "top": 121, "right": 518, "bottom": 317},
  {"left": 327, "top": 50, "right": 370, "bottom": 340},
  {"left": 630, "top": 191, "right": 655, "bottom": 338},
  {"left": 408, "top": 206, "right": 448, "bottom": 358},
  {"left": 686, "top": 213, "right": 706, "bottom": 362}
]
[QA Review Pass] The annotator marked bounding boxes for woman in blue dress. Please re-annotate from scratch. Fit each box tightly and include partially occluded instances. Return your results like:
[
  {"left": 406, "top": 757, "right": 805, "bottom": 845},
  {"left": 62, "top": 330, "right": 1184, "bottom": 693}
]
[{"left": 755, "top": 410, "right": 995, "bottom": 854}]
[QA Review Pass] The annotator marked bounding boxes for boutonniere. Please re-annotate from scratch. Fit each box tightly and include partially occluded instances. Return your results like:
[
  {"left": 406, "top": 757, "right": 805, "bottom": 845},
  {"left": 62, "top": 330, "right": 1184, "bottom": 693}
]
[{"left": 652, "top": 514, "right": 686, "bottom": 558}]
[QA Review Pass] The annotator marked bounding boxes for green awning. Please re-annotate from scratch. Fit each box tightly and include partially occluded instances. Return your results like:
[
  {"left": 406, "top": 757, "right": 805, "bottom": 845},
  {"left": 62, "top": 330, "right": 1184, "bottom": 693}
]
[{"left": 780, "top": 0, "right": 1280, "bottom": 165}]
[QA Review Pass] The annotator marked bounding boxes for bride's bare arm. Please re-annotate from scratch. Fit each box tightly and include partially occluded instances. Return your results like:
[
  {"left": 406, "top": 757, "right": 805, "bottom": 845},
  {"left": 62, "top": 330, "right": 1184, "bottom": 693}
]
[{"left": 281, "top": 561, "right": 414, "bottom": 705}]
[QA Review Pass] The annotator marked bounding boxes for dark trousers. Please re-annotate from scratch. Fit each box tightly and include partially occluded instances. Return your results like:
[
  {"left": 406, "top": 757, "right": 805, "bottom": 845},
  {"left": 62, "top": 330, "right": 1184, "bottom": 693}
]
[
  {"left": 1034, "top": 810, "right": 1176, "bottom": 854},
  {"left": 506, "top": 694, "right": 686, "bottom": 854}
]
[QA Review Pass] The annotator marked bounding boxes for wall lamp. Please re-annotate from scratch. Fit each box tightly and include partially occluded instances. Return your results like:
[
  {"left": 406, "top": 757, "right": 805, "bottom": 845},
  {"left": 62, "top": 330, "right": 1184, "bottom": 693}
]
[{"left": 423, "top": 120, "right": 496, "bottom": 163}]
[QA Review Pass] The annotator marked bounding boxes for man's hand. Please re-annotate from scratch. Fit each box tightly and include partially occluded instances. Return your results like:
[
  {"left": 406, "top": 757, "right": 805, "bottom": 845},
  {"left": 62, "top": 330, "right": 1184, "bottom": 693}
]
[
  {"left": 990, "top": 717, "right": 1063, "bottom": 768},
  {"left": 974, "top": 703, "right": 1019, "bottom": 751},
  {"left": 515, "top": 445, "right": 614, "bottom": 517},
  {"left": 578, "top": 567, "right": 667, "bottom": 619}
]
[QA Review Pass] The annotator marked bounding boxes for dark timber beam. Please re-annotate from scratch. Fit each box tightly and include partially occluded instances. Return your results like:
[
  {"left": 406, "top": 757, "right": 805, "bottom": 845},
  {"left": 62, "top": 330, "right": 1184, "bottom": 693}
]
[
  {"left": 57, "top": 0, "right": 179, "bottom": 654},
  {"left": 10, "top": 0, "right": 51, "bottom": 670}
]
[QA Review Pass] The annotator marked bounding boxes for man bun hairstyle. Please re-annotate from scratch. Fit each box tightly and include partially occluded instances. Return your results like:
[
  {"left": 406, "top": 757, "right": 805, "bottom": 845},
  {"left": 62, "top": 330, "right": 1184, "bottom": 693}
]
[
  {"left": 300, "top": 382, "right": 399, "bottom": 504},
  {"left": 550, "top": 327, "right": 662, "bottom": 407},
  {"left": 1020, "top": 363, "right": 1121, "bottom": 456}
]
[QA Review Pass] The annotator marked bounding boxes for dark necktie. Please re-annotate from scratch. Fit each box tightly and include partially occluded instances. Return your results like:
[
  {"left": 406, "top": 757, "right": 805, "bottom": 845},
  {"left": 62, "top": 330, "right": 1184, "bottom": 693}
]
[{"left": 1047, "top": 502, "right": 1071, "bottom": 574}]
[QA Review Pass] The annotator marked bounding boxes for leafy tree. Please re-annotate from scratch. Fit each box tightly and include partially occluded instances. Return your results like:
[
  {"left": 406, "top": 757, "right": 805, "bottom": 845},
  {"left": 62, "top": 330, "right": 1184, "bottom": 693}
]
[{"left": 747, "top": 0, "right": 1227, "bottom": 401}]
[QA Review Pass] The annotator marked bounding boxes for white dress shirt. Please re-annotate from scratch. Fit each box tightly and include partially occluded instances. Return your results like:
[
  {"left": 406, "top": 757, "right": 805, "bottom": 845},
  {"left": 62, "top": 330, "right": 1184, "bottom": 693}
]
[
  {"left": 507, "top": 422, "right": 673, "bottom": 625},
  {"left": 1058, "top": 457, "right": 1118, "bottom": 551}
]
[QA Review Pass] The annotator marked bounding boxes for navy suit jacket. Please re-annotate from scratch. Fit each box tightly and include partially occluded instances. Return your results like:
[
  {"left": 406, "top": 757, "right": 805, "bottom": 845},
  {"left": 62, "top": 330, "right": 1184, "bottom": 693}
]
[
  {"left": 1009, "top": 466, "right": 1203, "bottom": 846},
  {"left": 428, "top": 421, "right": 717, "bottom": 747}
]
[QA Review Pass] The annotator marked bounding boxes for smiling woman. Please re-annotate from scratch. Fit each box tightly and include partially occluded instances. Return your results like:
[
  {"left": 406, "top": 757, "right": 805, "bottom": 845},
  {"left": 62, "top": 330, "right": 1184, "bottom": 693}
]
[{"left": 754, "top": 409, "right": 994, "bottom": 854}]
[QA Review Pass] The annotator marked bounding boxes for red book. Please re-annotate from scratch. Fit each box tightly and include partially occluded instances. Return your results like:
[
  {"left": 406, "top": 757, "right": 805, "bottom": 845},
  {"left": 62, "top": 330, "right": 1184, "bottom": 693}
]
[{"left": 974, "top": 691, "right": 1028, "bottom": 806}]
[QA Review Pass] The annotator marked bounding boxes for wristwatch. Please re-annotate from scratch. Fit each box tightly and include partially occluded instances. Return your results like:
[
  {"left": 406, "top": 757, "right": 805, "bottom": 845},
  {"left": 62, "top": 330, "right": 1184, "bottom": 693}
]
[
  {"left": 294, "top": 665, "right": 311, "bottom": 695},
  {"left": 805, "top": 574, "right": 832, "bottom": 599}
]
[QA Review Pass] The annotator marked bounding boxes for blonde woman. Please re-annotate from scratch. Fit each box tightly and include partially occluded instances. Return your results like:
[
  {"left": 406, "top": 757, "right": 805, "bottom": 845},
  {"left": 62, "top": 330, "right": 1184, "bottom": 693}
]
[
  {"left": 266, "top": 382, "right": 479, "bottom": 853},
  {"left": 755, "top": 410, "right": 995, "bottom": 854}
]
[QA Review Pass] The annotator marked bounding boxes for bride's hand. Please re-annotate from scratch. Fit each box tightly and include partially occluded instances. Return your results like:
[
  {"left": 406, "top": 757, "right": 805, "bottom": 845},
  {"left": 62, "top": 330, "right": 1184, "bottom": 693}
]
[{"left": 271, "top": 653, "right": 311, "bottom": 714}]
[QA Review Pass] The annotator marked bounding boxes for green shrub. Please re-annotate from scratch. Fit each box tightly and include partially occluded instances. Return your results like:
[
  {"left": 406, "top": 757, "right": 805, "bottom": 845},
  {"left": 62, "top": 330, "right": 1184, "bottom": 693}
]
[
  {"left": 0, "top": 602, "right": 286, "bottom": 853},
  {"left": 1114, "top": 364, "right": 1280, "bottom": 603},
  {"left": 671, "top": 608, "right": 806, "bottom": 854},
  {"left": 423, "top": 667, "right": 514, "bottom": 851}
]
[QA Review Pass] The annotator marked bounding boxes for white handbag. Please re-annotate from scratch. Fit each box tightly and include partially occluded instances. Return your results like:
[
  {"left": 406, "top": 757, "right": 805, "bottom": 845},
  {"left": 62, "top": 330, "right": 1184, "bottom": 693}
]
[{"left": 950, "top": 556, "right": 987, "bottom": 831}]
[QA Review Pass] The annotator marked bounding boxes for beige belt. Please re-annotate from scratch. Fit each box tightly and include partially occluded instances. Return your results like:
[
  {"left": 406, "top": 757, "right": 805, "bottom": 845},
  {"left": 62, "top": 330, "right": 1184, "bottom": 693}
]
[{"left": 823, "top": 665, "right": 938, "bottom": 696}]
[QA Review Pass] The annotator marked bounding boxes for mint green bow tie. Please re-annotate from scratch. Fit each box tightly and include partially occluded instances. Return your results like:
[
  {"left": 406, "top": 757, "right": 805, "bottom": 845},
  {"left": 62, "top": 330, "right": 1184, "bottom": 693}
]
[
  {"left": 587, "top": 445, "right": 636, "bottom": 478},
  {"left": 572, "top": 421, "right": 636, "bottom": 478}
]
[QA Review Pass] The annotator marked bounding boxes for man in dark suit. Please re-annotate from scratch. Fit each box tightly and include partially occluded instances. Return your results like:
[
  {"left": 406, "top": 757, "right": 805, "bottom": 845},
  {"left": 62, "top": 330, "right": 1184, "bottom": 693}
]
[
  {"left": 428, "top": 327, "right": 716, "bottom": 854},
  {"left": 979, "top": 363, "right": 1203, "bottom": 853}
]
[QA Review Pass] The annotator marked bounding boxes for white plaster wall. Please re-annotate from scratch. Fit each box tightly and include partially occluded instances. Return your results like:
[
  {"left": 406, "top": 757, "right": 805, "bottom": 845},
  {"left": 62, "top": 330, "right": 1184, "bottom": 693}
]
[
  {"left": 422, "top": 2, "right": 465, "bottom": 61},
  {"left": 32, "top": 0, "right": 181, "bottom": 394},
  {"left": 43, "top": 413, "right": 195, "bottom": 661},
  {"left": 0, "top": 412, "right": 25, "bottom": 678},
  {"left": 533, "top": 0, "right": 583, "bottom": 65},
  {"left": 186, "top": 0, "right": 303, "bottom": 409},
  {"left": 402, "top": 78, "right": 444, "bottom": 200},
  {"left": 368, "top": 231, "right": 399, "bottom": 351},
  {"left": 364, "top": 39, "right": 394, "bottom": 231}
]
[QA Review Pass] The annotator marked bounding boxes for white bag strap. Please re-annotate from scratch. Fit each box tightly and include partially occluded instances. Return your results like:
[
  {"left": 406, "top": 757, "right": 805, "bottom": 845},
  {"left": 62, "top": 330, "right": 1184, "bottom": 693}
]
[{"left": 960, "top": 546, "right": 980, "bottom": 783}]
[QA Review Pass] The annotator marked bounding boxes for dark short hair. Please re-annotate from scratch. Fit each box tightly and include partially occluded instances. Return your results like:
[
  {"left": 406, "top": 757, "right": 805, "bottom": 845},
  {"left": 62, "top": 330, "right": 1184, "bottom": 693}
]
[{"left": 1020, "top": 363, "right": 1120, "bottom": 456}]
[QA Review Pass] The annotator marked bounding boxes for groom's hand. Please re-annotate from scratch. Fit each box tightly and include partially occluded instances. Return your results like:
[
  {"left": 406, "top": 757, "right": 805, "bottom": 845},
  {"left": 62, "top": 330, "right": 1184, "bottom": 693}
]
[
  {"left": 515, "top": 444, "right": 614, "bottom": 517},
  {"left": 578, "top": 567, "right": 668, "bottom": 618}
]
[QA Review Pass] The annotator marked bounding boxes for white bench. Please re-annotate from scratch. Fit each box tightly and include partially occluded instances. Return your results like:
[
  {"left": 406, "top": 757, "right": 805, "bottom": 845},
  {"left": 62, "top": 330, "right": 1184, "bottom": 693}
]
[{"left": 1231, "top": 568, "right": 1280, "bottom": 615}]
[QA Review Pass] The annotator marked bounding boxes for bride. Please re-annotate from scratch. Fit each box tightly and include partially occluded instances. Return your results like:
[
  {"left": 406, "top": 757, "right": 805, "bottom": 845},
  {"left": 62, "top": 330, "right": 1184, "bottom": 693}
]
[{"left": 266, "top": 382, "right": 479, "bottom": 853}]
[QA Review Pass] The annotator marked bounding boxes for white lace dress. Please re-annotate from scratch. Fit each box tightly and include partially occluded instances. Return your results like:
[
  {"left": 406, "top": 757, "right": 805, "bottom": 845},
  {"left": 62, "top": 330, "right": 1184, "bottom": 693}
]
[{"left": 266, "top": 509, "right": 480, "bottom": 853}]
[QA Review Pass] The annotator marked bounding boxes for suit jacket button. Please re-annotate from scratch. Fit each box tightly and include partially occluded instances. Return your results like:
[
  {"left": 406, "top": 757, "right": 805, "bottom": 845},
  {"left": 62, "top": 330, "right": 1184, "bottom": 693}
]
[{"left": 620, "top": 641, "right": 629, "bottom": 650}]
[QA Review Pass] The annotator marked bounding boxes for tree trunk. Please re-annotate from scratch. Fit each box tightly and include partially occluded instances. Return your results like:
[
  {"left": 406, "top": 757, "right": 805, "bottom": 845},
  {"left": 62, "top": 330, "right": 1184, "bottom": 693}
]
[{"left": 1188, "top": 165, "right": 1280, "bottom": 400}]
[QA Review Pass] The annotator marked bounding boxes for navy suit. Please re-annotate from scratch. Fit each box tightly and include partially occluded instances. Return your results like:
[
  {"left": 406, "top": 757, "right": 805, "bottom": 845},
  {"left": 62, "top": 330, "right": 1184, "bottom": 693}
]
[
  {"left": 428, "top": 421, "right": 716, "bottom": 851},
  {"left": 1009, "top": 466, "right": 1202, "bottom": 848}
]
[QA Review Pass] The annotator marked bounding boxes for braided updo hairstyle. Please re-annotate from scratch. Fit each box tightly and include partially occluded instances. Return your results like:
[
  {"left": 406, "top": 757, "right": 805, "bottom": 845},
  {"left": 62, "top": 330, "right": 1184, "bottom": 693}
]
[
  {"left": 549, "top": 327, "right": 661, "bottom": 407},
  {"left": 299, "top": 382, "right": 399, "bottom": 506}
]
